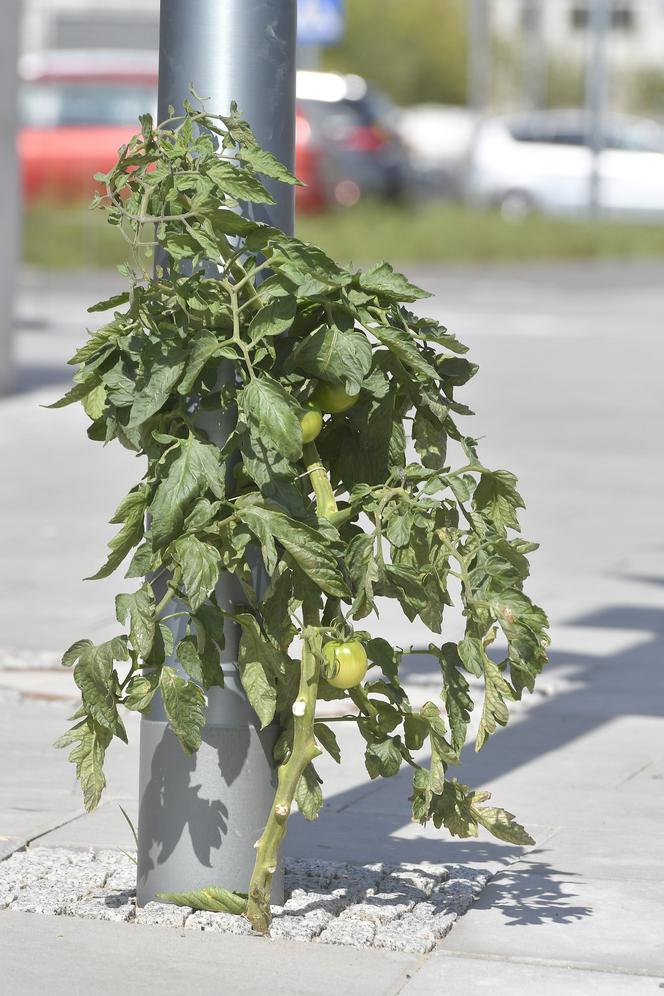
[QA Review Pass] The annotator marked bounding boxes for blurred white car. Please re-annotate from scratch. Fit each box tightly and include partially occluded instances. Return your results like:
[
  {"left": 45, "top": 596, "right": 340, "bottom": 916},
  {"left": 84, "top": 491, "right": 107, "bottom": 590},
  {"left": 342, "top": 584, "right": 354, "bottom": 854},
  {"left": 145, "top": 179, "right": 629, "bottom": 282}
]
[
  {"left": 396, "top": 104, "right": 478, "bottom": 197},
  {"left": 465, "top": 109, "right": 664, "bottom": 219}
]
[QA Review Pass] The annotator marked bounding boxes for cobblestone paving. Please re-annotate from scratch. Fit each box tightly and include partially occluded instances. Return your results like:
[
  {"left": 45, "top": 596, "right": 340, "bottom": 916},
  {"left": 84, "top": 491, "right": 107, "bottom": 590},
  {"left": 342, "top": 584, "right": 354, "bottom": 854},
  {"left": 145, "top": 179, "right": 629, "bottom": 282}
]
[{"left": 0, "top": 847, "right": 491, "bottom": 953}]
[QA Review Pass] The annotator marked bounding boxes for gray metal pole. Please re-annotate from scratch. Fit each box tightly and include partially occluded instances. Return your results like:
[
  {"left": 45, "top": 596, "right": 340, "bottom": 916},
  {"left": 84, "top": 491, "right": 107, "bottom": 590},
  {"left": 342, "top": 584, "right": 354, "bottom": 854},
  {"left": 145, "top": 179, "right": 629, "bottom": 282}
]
[
  {"left": 137, "top": 0, "right": 296, "bottom": 908},
  {"left": 521, "top": 0, "right": 546, "bottom": 110},
  {"left": 467, "top": 0, "right": 491, "bottom": 111},
  {"left": 585, "top": 0, "right": 611, "bottom": 216},
  {"left": 0, "top": 0, "right": 20, "bottom": 397}
]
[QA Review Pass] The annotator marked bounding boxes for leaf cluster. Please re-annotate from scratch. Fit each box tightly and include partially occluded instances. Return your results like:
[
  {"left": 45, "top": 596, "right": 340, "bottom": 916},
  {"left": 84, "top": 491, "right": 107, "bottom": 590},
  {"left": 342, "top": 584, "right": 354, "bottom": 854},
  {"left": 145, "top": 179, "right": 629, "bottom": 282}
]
[{"left": 54, "top": 98, "right": 548, "bottom": 845}]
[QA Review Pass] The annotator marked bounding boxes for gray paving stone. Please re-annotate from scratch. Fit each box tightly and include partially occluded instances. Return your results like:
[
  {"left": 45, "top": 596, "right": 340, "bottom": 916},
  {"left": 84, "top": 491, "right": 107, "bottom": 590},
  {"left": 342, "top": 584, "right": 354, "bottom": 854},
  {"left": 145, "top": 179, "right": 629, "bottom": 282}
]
[
  {"left": 340, "top": 895, "right": 414, "bottom": 926},
  {"left": 1, "top": 887, "right": 18, "bottom": 908},
  {"left": 269, "top": 913, "right": 324, "bottom": 942},
  {"left": 410, "top": 902, "right": 457, "bottom": 939},
  {"left": 185, "top": 910, "right": 254, "bottom": 935},
  {"left": 373, "top": 918, "right": 437, "bottom": 954},
  {"left": 67, "top": 894, "right": 136, "bottom": 923},
  {"left": 382, "top": 868, "right": 439, "bottom": 896},
  {"left": 0, "top": 847, "right": 489, "bottom": 952},
  {"left": 135, "top": 901, "right": 191, "bottom": 928},
  {"left": 284, "top": 889, "right": 349, "bottom": 917},
  {"left": 318, "top": 917, "right": 376, "bottom": 948},
  {"left": 11, "top": 884, "right": 84, "bottom": 915}
]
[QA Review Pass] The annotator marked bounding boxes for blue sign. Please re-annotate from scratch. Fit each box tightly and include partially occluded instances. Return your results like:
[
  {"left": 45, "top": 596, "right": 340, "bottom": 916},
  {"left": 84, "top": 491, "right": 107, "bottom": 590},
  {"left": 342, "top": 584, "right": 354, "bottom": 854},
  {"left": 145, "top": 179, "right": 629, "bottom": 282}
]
[{"left": 297, "top": 0, "right": 345, "bottom": 46}]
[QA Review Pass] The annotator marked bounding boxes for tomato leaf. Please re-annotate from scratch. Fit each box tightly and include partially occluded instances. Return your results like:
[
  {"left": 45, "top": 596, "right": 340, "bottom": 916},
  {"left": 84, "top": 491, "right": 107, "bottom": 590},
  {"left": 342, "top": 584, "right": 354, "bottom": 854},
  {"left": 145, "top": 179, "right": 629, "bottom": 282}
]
[
  {"left": 158, "top": 887, "right": 247, "bottom": 915},
  {"left": 159, "top": 666, "right": 206, "bottom": 754},
  {"left": 239, "top": 376, "right": 303, "bottom": 463}
]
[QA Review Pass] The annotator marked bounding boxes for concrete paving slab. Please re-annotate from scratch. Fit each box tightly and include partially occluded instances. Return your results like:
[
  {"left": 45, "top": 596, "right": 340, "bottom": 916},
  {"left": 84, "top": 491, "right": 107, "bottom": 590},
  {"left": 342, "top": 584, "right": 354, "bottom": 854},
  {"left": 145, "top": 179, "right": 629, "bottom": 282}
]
[
  {"left": 401, "top": 954, "right": 664, "bottom": 995},
  {"left": 521, "top": 828, "right": 664, "bottom": 883},
  {"left": 35, "top": 799, "right": 138, "bottom": 851},
  {"left": 441, "top": 871, "right": 664, "bottom": 975},
  {"left": 0, "top": 910, "right": 419, "bottom": 996},
  {"left": 3, "top": 262, "right": 664, "bottom": 991}
]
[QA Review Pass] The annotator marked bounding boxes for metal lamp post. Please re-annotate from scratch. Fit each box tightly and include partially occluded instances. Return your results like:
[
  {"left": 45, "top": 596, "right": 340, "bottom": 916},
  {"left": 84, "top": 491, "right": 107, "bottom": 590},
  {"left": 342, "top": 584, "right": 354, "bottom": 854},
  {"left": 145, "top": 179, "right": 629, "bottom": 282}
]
[
  {"left": 136, "top": 0, "right": 297, "bottom": 907},
  {"left": 586, "top": 0, "right": 611, "bottom": 216},
  {"left": 0, "top": 0, "right": 20, "bottom": 397}
]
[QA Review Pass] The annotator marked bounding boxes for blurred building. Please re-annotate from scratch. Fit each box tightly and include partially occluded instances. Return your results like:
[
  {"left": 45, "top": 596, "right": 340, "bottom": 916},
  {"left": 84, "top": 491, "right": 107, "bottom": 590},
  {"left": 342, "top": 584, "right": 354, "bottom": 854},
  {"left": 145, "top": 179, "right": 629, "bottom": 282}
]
[
  {"left": 20, "top": 0, "right": 159, "bottom": 53},
  {"left": 494, "top": 0, "right": 664, "bottom": 71}
]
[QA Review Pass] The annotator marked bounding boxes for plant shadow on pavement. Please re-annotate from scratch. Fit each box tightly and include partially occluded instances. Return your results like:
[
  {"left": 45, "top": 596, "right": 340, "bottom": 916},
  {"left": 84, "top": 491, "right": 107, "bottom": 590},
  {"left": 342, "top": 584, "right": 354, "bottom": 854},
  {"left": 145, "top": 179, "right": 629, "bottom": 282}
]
[
  {"left": 469, "top": 857, "right": 592, "bottom": 928},
  {"left": 290, "top": 589, "right": 663, "bottom": 928}
]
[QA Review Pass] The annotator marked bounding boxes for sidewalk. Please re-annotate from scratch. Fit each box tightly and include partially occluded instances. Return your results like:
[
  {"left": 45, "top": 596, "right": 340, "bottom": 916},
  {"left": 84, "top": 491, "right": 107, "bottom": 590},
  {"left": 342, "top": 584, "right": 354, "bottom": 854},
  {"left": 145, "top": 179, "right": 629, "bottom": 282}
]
[{"left": 1, "top": 262, "right": 663, "bottom": 993}]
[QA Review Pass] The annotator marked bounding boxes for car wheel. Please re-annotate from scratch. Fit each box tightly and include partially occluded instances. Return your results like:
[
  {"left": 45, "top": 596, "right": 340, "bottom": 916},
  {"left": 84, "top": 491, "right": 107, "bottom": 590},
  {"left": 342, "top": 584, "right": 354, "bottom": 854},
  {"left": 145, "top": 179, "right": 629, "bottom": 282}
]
[{"left": 499, "top": 190, "right": 535, "bottom": 222}]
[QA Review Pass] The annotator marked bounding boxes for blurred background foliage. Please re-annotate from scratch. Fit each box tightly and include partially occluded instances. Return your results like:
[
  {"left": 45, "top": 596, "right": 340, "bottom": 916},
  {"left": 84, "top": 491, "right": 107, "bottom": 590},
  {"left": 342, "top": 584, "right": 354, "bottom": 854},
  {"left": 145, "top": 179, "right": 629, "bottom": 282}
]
[{"left": 322, "top": 0, "right": 468, "bottom": 106}]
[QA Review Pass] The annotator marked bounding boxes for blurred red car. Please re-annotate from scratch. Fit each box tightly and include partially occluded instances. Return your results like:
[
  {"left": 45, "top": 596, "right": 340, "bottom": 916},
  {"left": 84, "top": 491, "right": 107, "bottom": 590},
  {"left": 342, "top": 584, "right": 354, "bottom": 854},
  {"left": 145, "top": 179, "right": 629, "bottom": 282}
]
[{"left": 18, "top": 49, "right": 325, "bottom": 211}]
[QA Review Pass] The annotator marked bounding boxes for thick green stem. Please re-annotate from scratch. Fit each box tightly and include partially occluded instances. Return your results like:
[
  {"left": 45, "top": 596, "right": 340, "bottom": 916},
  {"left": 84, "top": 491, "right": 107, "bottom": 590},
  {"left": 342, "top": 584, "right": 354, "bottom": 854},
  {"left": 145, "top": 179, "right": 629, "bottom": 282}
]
[
  {"left": 244, "top": 625, "right": 322, "bottom": 934},
  {"left": 244, "top": 443, "right": 336, "bottom": 933},
  {"left": 303, "top": 442, "right": 338, "bottom": 519}
]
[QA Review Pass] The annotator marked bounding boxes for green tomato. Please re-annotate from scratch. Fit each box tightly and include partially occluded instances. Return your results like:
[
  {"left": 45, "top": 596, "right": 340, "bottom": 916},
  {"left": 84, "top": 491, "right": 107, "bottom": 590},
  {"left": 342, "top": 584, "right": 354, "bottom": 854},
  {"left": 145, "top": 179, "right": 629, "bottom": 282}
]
[
  {"left": 300, "top": 403, "right": 323, "bottom": 444},
  {"left": 310, "top": 381, "right": 360, "bottom": 414},
  {"left": 323, "top": 640, "right": 368, "bottom": 689}
]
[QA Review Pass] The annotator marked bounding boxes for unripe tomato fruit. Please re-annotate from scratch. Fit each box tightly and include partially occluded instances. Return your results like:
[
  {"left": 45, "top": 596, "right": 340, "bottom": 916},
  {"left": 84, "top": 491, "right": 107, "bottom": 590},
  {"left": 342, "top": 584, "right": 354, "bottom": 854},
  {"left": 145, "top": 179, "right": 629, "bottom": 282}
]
[
  {"left": 300, "top": 403, "right": 323, "bottom": 444},
  {"left": 310, "top": 381, "right": 360, "bottom": 414},
  {"left": 323, "top": 640, "right": 368, "bottom": 689}
]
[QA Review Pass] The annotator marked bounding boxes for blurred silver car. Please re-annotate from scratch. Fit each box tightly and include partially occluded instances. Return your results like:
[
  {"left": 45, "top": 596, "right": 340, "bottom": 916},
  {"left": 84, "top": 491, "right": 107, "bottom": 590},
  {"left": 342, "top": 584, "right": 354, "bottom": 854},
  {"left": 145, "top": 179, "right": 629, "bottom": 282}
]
[
  {"left": 396, "top": 104, "right": 478, "bottom": 198},
  {"left": 465, "top": 109, "right": 664, "bottom": 219}
]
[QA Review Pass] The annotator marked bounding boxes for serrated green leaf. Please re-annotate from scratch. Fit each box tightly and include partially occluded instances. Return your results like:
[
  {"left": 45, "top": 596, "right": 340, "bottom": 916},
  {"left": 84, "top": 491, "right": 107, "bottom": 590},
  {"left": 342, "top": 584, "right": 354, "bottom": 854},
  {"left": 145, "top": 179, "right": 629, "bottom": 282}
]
[
  {"left": 365, "top": 736, "right": 402, "bottom": 779},
  {"left": 158, "top": 887, "right": 247, "bottom": 915},
  {"left": 347, "top": 533, "right": 379, "bottom": 620},
  {"left": 238, "top": 144, "right": 302, "bottom": 185},
  {"left": 239, "top": 376, "right": 303, "bottom": 463},
  {"left": 127, "top": 348, "right": 186, "bottom": 428},
  {"left": 473, "top": 805, "right": 535, "bottom": 846},
  {"left": 149, "top": 435, "right": 225, "bottom": 549},
  {"left": 46, "top": 376, "right": 101, "bottom": 410},
  {"left": 473, "top": 470, "right": 524, "bottom": 535},
  {"left": 62, "top": 639, "right": 93, "bottom": 668},
  {"left": 412, "top": 410, "right": 447, "bottom": 470},
  {"left": 374, "top": 326, "right": 439, "bottom": 382},
  {"left": 457, "top": 635, "right": 488, "bottom": 678},
  {"left": 87, "top": 292, "right": 130, "bottom": 313},
  {"left": 295, "top": 763, "right": 324, "bottom": 820},
  {"left": 173, "top": 535, "right": 221, "bottom": 611},
  {"left": 239, "top": 506, "right": 348, "bottom": 599},
  {"left": 248, "top": 296, "right": 297, "bottom": 343},
  {"left": 207, "top": 159, "right": 275, "bottom": 204},
  {"left": 57, "top": 717, "right": 112, "bottom": 812},
  {"left": 476, "top": 659, "right": 515, "bottom": 751},
  {"left": 159, "top": 666, "right": 206, "bottom": 754},
  {"left": 314, "top": 722, "right": 341, "bottom": 763},
  {"left": 383, "top": 564, "right": 428, "bottom": 623},
  {"left": 178, "top": 331, "right": 224, "bottom": 394},
  {"left": 359, "top": 262, "right": 431, "bottom": 302},
  {"left": 235, "top": 613, "right": 280, "bottom": 728},
  {"left": 123, "top": 673, "right": 158, "bottom": 713},
  {"left": 82, "top": 383, "right": 107, "bottom": 420},
  {"left": 88, "top": 486, "right": 146, "bottom": 581},
  {"left": 438, "top": 642, "right": 473, "bottom": 755},
  {"left": 289, "top": 325, "right": 372, "bottom": 395},
  {"left": 115, "top": 584, "right": 156, "bottom": 658},
  {"left": 73, "top": 639, "right": 126, "bottom": 731}
]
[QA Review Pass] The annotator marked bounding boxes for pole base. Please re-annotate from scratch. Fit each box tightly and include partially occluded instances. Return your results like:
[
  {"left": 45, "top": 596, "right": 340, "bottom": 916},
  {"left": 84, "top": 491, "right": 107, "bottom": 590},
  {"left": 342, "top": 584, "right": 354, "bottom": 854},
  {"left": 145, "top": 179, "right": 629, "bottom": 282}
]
[{"left": 136, "top": 675, "right": 284, "bottom": 908}]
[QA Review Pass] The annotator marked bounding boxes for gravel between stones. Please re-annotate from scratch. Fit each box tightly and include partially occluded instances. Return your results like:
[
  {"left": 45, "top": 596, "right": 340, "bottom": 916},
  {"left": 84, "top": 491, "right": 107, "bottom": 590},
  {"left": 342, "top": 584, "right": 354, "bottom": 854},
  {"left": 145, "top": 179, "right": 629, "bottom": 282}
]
[{"left": 0, "top": 847, "right": 491, "bottom": 953}]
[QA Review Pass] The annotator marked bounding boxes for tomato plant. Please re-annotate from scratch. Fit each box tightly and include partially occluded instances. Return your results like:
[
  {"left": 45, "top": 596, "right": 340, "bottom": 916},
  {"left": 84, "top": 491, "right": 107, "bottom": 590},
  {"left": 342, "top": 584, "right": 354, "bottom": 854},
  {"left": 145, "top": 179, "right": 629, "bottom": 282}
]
[
  {"left": 51, "top": 99, "right": 549, "bottom": 935},
  {"left": 323, "top": 640, "right": 368, "bottom": 689}
]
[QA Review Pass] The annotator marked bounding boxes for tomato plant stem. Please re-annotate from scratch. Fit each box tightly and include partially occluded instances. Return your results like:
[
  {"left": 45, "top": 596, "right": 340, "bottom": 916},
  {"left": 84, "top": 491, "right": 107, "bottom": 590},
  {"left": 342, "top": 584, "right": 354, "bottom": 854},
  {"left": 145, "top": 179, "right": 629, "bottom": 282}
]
[
  {"left": 303, "top": 442, "right": 338, "bottom": 519},
  {"left": 244, "top": 624, "right": 322, "bottom": 934}
]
